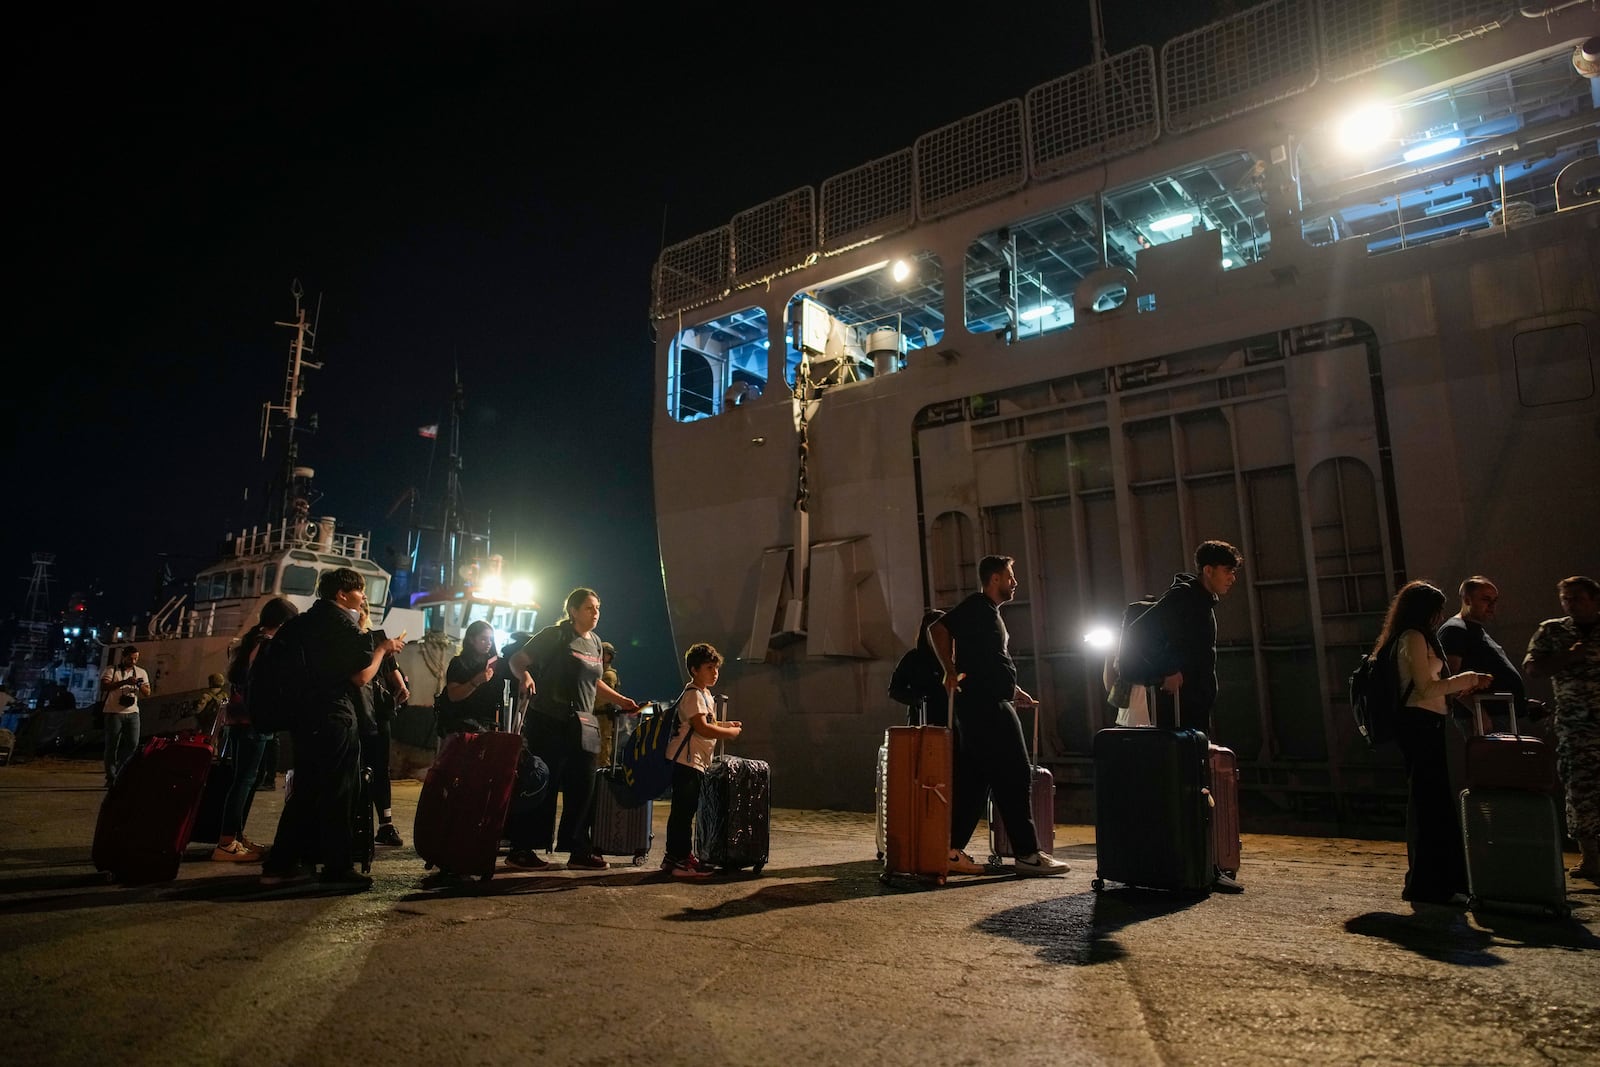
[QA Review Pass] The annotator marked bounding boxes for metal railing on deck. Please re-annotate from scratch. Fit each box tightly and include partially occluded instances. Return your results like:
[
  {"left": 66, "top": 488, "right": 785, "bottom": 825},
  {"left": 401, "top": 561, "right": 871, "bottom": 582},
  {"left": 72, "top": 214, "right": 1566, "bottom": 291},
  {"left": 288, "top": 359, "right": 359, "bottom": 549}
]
[{"left": 230, "top": 518, "right": 371, "bottom": 561}]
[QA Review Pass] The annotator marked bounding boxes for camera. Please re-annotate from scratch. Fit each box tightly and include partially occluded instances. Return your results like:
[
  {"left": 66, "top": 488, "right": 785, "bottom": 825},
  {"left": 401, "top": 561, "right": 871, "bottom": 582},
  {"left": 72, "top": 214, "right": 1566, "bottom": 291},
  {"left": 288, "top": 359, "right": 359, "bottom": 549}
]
[{"left": 117, "top": 693, "right": 137, "bottom": 708}]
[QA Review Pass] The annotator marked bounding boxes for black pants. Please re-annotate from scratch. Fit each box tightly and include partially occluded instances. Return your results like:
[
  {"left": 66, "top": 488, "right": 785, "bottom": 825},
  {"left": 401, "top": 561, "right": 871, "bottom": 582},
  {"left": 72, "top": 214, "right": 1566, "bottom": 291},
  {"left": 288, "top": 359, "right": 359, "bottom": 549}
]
[
  {"left": 359, "top": 720, "right": 393, "bottom": 819},
  {"left": 665, "top": 761, "right": 703, "bottom": 862},
  {"left": 951, "top": 699, "right": 1039, "bottom": 858},
  {"left": 256, "top": 735, "right": 280, "bottom": 787},
  {"left": 1395, "top": 706, "right": 1468, "bottom": 899},
  {"left": 264, "top": 711, "right": 359, "bottom": 875},
  {"left": 510, "top": 712, "right": 597, "bottom": 857}
]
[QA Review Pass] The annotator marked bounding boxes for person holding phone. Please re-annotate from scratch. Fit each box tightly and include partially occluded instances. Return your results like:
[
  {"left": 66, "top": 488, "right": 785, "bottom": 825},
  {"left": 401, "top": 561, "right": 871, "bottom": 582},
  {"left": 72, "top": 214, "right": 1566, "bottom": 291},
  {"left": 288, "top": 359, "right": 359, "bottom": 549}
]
[{"left": 437, "top": 621, "right": 504, "bottom": 735}]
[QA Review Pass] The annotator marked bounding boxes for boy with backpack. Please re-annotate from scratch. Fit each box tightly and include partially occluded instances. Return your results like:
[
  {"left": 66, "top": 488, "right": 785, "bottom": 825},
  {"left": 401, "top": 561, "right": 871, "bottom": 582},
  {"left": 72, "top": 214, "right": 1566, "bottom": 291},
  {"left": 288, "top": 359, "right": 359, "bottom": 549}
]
[{"left": 660, "top": 642, "right": 742, "bottom": 880}]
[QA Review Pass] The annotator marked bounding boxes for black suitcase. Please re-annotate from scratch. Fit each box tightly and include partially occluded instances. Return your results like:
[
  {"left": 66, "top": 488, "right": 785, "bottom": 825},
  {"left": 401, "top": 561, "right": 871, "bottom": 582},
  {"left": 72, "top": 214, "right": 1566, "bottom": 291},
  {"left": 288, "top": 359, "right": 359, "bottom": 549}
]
[
  {"left": 353, "top": 765, "right": 376, "bottom": 874},
  {"left": 1091, "top": 725, "right": 1214, "bottom": 894},
  {"left": 695, "top": 755, "right": 771, "bottom": 873},
  {"left": 1460, "top": 787, "right": 1569, "bottom": 918}
]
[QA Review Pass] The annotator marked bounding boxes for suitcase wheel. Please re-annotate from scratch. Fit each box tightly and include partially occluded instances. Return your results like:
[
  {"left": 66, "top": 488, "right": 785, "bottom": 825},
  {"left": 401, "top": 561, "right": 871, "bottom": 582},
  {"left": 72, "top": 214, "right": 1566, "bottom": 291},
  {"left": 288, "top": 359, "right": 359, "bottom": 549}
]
[
  {"left": 753, "top": 863, "right": 764, "bottom": 875},
  {"left": 988, "top": 854, "right": 1001, "bottom": 867},
  {"left": 423, "top": 862, "right": 435, "bottom": 871},
  {"left": 1091, "top": 878, "right": 1105, "bottom": 891},
  {"left": 876, "top": 851, "right": 883, "bottom": 862},
  {"left": 480, "top": 870, "right": 494, "bottom": 881},
  {"left": 632, "top": 850, "right": 648, "bottom": 866}
]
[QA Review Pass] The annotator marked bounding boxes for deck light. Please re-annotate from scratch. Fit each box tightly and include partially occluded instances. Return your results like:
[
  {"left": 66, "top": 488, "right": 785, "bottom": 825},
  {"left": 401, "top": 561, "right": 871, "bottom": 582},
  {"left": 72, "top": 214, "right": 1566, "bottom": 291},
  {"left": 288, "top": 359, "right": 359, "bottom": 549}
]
[
  {"left": 1083, "top": 626, "right": 1115, "bottom": 651},
  {"left": 1402, "top": 136, "right": 1462, "bottom": 163},
  {"left": 509, "top": 578, "right": 534, "bottom": 603},
  {"left": 1335, "top": 103, "right": 1396, "bottom": 155},
  {"left": 1222, "top": 257, "right": 1235, "bottom": 268},
  {"left": 1019, "top": 305, "right": 1055, "bottom": 321},
  {"left": 892, "top": 259, "right": 911, "bottom": 282},
  {"left": 1149, "top": 212, "right": 1195, "bottom": 234}
]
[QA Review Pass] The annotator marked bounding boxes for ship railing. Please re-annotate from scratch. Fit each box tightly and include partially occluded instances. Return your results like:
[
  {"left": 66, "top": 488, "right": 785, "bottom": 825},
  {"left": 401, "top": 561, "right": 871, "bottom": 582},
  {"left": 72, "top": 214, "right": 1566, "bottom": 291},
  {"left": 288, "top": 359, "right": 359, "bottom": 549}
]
[
  {"left": 652, "top": 0, "right": 1554, "bottom": 318},
  {"left": 230, "top": 518, "right": 372, "bottom": 561}
]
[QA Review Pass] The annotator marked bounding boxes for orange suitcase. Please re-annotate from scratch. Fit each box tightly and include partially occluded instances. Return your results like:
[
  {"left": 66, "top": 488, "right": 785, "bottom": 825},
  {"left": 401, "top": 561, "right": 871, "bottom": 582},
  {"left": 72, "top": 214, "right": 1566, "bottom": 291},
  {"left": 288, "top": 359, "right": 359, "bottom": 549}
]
[{"left": 883, "top": 696, "right": 952, "bottom": 884}]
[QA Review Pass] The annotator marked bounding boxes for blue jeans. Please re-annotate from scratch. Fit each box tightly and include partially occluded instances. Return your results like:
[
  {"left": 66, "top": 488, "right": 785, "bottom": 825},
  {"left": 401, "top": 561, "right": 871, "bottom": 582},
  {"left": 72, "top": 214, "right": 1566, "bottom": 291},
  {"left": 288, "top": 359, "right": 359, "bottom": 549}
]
[
  {"left": 221, "top": 725, "right": 268, "bottom": 837},
  {"left": 104, "top": 711, "right": 140, "bottom": 781}
]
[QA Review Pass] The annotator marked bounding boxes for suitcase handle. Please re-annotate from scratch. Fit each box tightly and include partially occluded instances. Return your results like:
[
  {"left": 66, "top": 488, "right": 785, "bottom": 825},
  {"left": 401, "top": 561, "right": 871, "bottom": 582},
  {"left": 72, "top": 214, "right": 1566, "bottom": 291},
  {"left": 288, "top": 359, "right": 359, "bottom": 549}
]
[{"left": 1472, "top": 691, "right": 1522, "bottom": 737}]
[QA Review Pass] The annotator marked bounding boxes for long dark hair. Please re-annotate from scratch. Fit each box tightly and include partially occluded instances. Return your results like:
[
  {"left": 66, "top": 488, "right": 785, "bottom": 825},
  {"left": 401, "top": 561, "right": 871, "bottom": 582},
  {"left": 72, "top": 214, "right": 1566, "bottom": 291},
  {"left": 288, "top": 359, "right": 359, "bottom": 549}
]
[
  {"left": 460, "top": 620, "right": 495, "bottom": 669},
  {"left": 1372, "top": 580, "right": 1447, "bottom": 660},
  {"left": 917, "top": 609, "right": 945, "bottom": 658},
  {"left": 229, "top": 597, "right": 300, "bottom": 686}
]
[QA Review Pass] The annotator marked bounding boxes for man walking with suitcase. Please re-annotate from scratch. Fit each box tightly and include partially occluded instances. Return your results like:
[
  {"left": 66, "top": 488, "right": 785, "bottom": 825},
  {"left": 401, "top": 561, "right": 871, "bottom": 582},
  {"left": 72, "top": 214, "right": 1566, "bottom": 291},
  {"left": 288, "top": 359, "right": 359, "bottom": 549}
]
[{"left": 929, "top": 555, "right": 1069, "bottom": 878}]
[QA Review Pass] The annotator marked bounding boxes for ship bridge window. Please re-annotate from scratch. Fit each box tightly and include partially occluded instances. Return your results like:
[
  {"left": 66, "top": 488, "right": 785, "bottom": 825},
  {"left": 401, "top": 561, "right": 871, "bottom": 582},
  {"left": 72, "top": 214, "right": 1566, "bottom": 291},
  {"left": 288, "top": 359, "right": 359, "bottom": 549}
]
[
  {"left": 965, "top": 154, "right": 1266, "bottom": 338},
  {"left": 263, "top": 564, "right": 278, "bottom": 595},
  {"left": 195, "top": 573, "right": 221, "bottom": 601},
  {"left": 783, "top": 251, "right": 944, "bottom": 390},
  {"left": 667, "top": 307, "right": 769, "bottom": 423},
  {"left": 280, "top": 564, "right": 317, "bottom": 596},
  {"left": 365, "top": 576, "right": 389, "bottom": 604}
]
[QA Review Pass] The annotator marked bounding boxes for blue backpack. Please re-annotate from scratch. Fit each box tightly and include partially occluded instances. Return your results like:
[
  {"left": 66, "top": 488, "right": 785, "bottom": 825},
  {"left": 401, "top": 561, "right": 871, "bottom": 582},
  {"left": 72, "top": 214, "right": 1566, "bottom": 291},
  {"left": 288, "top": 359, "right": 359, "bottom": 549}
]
[{"left": 619, "top": 690, "right": 696, "bottom": 805}]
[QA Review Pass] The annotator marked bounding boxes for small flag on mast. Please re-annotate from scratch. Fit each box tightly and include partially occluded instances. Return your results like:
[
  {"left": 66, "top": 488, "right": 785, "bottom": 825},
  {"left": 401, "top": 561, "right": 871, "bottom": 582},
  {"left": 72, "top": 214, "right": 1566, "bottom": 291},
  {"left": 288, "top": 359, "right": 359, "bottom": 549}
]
[{"left": 417, "top": 425, "right": 438, "bottom": 439}]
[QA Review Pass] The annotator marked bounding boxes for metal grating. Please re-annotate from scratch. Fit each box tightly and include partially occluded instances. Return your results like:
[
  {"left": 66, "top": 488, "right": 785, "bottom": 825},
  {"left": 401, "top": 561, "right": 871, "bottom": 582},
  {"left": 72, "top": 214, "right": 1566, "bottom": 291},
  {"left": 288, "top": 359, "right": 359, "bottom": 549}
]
[
  {"left": 1161, "top": 0, "right": 1319, "bottom": 135},
  {"left": 1318, "top": 0, "right": 1512, "bottom": 82},
  {"left": 820, "top": 148, "right": 915, "bottom": 256},
  {"left": 653, "top": 227, "right": 731, "bottom": 319},
  {"left": 1027, "top": 45, "right": 1161, "bottom": 181},
  {"left": 731, "top": 186, "right": 817, "bottom": 289},
  {"left": 915, "top": 99, "right": 1028, "bottom": 223}
]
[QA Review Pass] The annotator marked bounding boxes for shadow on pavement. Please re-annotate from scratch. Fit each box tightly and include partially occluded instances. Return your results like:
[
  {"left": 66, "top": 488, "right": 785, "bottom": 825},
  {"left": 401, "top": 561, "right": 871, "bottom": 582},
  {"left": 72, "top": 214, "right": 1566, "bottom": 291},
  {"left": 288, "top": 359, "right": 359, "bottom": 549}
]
[
  {"left": 1344, "top": 910, "right": 1503, "bottom": 965},
  {"left": 975, "top": 887, "right": 1203, "bottom": 966},
  {"left": 1467, "top": 908, "right": 1600, "bottom": 951}
]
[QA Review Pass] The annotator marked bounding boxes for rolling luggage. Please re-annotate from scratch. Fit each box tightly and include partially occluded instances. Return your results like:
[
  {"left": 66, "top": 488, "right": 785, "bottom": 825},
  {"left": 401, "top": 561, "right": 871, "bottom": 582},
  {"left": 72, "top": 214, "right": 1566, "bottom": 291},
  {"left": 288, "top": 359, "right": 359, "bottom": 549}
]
[
  {"left": 92, "top": 731, "right": 215, "bottom": 884},
  {"left": 695, "top": 697, "right": 771, "bottom": 874},
  {"left": 353, "top": 765, "right": 375, "bottom": 874},
  {"left": 190, "top": 719, "right": 257, "bottom": 845},
  {"left": 1091, "top": 724, "right": 1214, "bottom": 894},
  {"left": 883, "top": 696, "right": 952, "bottom": 884},
  {"left": 1210, "top": 743, "right": 1241, "bottom": 876},
  {"left": 874, "top": 729, "right": 889, "bottom": 861},
  {"left": 1459, "top": 787, "right": 1569, "bottom": 917},
  {"left": 988, "top": 702, "right": 1054, "bottom": 864},
  {"left": 414, "top": 730, "right": 524, "bottom": 879},
  {"left": 1463, "top": 693, "right": 1557, "bottom": 793},
  {"left": 592, "top": 739, "right": 654, "bottom": 865}
]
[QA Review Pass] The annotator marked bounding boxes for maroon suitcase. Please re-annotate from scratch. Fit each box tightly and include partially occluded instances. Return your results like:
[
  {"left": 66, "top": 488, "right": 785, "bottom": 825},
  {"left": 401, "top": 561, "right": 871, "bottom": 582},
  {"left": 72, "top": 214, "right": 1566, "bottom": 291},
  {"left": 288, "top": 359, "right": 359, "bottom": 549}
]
[
  {"left": 1209, "top": 743, "right": 1241, "bottom": 875},
  {"left": 92, "top": 732, "right": 215, "bottom": 884},
  {"left": 415, "top": 731, "right": 524, "bottom": 879},
  {"left": 988, "top": 703, "right": 1056, "bottom": 862},
  {"left": 1463, "top": 693, "right": 1557, "bottom": 793}
]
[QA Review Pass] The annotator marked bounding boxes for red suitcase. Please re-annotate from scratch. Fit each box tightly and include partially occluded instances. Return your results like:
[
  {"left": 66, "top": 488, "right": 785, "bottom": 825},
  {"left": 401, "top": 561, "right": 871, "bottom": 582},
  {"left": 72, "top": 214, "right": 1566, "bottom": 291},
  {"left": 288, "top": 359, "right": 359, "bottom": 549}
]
[
  {"left": 884, "top": 696, "right": 953, "bottom": 884},
  {"left": 1463, "top": 693, "right": 1557, "bottom": 793},
  {"left": 92, "top": 732, "right": 215, "bottom": 884},
  {"left": 1209, "top": 743, "right": 1241, "bottom": 876},
  {"left": 414, "top": 731, "right": 524, "bottom": 880},
  {"left": 988, "top": 703, "right": 1055, "bottom": 862}
]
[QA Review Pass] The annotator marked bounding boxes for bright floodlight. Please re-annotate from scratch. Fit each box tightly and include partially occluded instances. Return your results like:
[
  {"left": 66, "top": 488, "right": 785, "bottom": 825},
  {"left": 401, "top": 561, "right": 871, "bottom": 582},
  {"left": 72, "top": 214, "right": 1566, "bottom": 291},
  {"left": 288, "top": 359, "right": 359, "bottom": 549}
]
[
  {"left": 509, "top": 578, "right": 534, "bottom": 603},
  {"left": 478, "top": 572, "right": 503, "bottom": 599},
  {"left": 1149, "top": 212, "right": 1195, "bottom": 234},
  {"left": 1402, "top": 136, "right": 1462, "bottom": 163},
  {"left": 1336, "top": 103, "right": 1396, "bottom": 155},
  {"left": 892, "top": 259, "right": 911, "bottom": 282},
  {"left": 1019, "top": 304, "right": 1055, "bottom": 321},
  {"left": 1083, "top": 626, "right": 1116, "bottom": 651}
]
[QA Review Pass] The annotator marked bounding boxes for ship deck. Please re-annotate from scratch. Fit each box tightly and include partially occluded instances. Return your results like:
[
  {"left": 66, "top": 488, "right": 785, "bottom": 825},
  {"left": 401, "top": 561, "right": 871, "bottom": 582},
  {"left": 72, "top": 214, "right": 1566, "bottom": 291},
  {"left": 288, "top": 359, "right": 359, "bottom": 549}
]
[{"left": 1, "top": 758, "right": 1597, "bottom": 1065}]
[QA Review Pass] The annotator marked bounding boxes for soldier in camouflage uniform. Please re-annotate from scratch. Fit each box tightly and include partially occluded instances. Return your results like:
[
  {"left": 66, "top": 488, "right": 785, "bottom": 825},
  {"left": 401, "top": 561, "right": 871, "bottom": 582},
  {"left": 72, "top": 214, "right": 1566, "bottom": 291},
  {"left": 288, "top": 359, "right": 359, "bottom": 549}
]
[{"left": 1524, "top": 575, "right": 1600, "bottom": 882}]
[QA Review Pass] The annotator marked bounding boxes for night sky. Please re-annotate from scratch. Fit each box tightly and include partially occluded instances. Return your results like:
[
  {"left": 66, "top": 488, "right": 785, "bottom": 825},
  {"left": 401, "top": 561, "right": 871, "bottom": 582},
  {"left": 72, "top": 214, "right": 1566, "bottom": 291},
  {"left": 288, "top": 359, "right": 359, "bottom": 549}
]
[{"left": 8, "top": 1, "right": 1212, "bottom": 695}]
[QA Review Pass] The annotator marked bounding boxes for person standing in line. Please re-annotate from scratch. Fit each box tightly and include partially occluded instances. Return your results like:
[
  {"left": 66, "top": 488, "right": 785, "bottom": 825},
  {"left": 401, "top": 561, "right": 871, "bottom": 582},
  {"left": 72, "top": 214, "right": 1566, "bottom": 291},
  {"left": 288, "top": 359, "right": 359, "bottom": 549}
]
[
  {"left": 357, "top": 604, "right": 409, "bottom": 849},
  {"left": 1524, "top": 575, "right": 1600, "bottom": 882},
  {"left": 1379, "top": 580, "right": 1493, "bottom": 905},
  {"left": 1141, "top": 540, "right": 1244, "bottom": 737},
  {"left": 505, "top": 587, "right": 640, "bottom": 872},
  {"left": 660, "top": 642, "right": 741, "bottom": 880},
  {"left": 259, "top": 568, "right": 405, "bottom": 889},
  {"left": 1439, "top": 575, "right": 1531, "bottom": 731},
  {"left": 437, "top": 621, "right": 504, "bottom": 735},
  {"left": 213, "top": 597, "right": 299, "bottom": 862},
  {"left": 99, "top": 646, "right": 151, "bottom": 787},
  {"left": 929, "top": 556, "right": 1069, "bottom": 878}
]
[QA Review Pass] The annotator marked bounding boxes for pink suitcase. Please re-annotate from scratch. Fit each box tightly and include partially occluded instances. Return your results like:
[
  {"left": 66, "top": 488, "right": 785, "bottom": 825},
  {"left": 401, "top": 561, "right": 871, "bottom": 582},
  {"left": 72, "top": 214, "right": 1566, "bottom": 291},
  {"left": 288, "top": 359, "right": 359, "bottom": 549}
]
[
  {"left": 92, "top": 732, "right": 215, "bottom": 884},
  {"left": 1463, "top": 693, "right": 1557, "bottom": 793},
  {"left": 1209, "top": 743, "right": 1241, "bottom": 876},
  {"left": 988, "top": 703, "right": 1056, "bottom": 862}
]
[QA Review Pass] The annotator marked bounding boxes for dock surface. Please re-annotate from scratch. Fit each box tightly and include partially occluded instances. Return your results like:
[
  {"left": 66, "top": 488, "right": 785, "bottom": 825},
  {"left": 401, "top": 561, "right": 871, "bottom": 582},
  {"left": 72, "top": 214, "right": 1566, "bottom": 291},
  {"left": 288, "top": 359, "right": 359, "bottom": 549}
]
[{"left": 2, "top": 759, "right": 1597, "bottom": 1065}]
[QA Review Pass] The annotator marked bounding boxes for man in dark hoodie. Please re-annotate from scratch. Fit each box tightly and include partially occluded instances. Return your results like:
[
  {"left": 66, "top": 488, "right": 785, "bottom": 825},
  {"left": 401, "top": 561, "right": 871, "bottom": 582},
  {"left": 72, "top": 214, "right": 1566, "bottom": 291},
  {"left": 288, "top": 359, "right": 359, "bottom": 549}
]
[{"left": 1143, "top": 540, "right": 1243, "bottom": 735}]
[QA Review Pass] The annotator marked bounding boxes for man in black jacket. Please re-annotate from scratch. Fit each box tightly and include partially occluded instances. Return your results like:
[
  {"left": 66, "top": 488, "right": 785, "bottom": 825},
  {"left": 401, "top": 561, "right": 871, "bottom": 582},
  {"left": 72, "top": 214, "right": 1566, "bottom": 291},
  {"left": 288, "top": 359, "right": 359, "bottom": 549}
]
[
  {"left": 1142, "top": 540, "right": 1243, "bottom": 736},
  {"left": 260, "top": 567, "right": 404, "bottom": 889}
]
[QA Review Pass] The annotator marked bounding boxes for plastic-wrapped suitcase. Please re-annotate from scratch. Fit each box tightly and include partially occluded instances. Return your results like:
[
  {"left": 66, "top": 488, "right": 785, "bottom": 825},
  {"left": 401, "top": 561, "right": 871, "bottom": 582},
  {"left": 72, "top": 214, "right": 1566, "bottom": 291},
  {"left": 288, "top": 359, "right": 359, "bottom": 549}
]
[
  {"left": 353, "top": 765, "right": 375, "bottom": 874},
  {"left": 1091, "top": 724, "right": 1214, "bottom": 894},
  {"left": 414, "top": 730, "right": 524, "bottom": 880},
  {"left": 1459, "top": 786, "right": 1569, "bottom": 917},
  {"left": 1210, "top": 743, "right": 1241, "bottom": 876},
  {"left": 884, "top": 696, "right": 952, "bottom": 884},
  {"left": 874, "top": 729, "right": 889, "bottom": 861},
  {"left": 695, "top": 696, "right": 770, "bottom": 874},
  {"left": 92, "top": 732, "right": 215, "bottom": 884},
  {"left": 591, "top": 746, "right": 653, "bottom": 865},
  {"left": 988, "top": 703, "right": 1055, "bottom": 863},
  {"left": 1463, "top": 693, "right": 1558, "bottom": 793}
]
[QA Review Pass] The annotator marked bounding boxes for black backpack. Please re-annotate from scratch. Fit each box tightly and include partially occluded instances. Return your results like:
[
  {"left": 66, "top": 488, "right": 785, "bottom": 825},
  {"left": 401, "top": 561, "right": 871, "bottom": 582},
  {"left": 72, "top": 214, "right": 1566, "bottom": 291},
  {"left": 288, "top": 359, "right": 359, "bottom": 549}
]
[
  {"left": 1348, "top": 639, "right": 1412, "bottom": 747},
  {"left": 1108, "top": 594, "right": 1166, "bottom": 704},
  {"left": 245, "top": 618, "right": 310, "bottom": 733}
]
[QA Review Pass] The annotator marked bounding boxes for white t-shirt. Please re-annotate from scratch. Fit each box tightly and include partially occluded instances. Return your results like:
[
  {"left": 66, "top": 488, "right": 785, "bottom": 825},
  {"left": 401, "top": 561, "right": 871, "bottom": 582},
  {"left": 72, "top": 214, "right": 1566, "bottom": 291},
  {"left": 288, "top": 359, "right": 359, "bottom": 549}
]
[
  {"left": 100, "top": 665, "right": 150, "bottom": 715},
  {"left": 672, "top": 686, "right": 718, "bottom": 772}
]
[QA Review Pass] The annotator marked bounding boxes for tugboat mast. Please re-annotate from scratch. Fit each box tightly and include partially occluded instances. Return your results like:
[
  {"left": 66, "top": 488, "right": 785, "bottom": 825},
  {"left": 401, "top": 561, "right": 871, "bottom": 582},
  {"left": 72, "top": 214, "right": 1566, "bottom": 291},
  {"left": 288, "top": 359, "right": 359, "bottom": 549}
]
[{"left": 260, "top": 279, "right": 323, "bottom": 527}]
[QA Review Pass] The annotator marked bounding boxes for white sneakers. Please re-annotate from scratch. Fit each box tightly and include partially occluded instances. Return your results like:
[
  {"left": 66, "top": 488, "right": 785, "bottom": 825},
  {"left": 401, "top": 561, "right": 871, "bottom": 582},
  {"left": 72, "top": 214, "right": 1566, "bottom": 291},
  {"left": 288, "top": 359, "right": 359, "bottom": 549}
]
[
  {"left": 1013, "top": 851, "right": 1070, "bottom": 877},
  {"left": 947, "top": 849, "right": 987, "bottom": 875},
  {"left": 212, "top": 839, "right": 262, "bottom": 862}
]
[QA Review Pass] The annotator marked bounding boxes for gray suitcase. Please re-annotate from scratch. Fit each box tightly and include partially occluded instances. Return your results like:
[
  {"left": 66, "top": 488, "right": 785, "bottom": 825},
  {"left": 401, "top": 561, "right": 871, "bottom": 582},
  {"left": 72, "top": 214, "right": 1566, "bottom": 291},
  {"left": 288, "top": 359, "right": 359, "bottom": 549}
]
[
  {"left": 1459, "top": 787, "right": 1569, "bottom": 918},
  {"left": 591, "top": 740, "right": 653, "bottom": 865}
]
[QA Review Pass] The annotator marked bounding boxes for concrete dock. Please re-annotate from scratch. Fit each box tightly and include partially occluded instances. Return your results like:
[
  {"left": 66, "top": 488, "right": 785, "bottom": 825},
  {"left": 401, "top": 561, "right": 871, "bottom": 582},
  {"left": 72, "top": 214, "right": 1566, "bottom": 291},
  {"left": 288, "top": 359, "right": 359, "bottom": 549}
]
[{"left": 1, "top": 757, "right": 1596, "bottom": 1066}]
